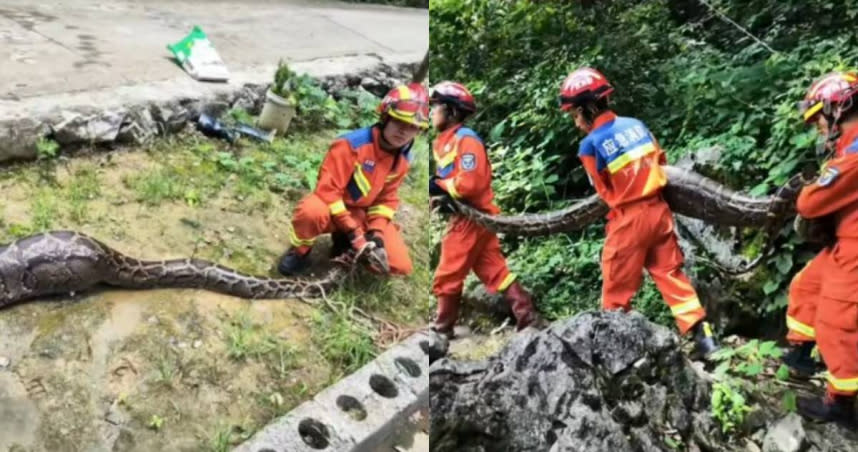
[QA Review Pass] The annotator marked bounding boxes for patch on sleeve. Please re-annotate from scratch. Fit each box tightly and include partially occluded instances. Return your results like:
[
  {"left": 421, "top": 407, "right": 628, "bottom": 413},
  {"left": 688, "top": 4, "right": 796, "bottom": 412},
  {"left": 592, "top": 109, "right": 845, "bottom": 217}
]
[
  {"left": 817, "top": 166, "right": 840, "bottom": 187},
  {"left": 461, "top": 153, "right": 477, "bottom": 171}
]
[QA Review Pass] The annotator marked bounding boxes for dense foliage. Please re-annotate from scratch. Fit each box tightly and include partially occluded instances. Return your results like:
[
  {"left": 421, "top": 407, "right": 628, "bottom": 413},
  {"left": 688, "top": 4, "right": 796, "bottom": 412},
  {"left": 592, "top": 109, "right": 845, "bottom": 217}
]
[
  {"left": 430, "top": 0, "right": 858, "bottom": 332},
  {"left": 343, "top": 0, "right": 428, "bottom": 8}
]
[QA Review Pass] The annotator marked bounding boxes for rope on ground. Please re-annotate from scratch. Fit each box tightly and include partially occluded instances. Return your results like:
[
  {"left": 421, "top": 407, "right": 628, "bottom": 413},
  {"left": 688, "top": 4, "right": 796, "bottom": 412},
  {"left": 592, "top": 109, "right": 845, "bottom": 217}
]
[{"left": 298, "top": 257, "right": 413, "bottom": 349}]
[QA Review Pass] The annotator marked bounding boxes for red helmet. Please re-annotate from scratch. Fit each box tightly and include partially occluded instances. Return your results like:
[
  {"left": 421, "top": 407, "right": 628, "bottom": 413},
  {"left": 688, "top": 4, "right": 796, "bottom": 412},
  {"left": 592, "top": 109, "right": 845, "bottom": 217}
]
[
  {"left": 430, "top": 81, "right": 477, "bottom": 114},
  {"left": 558, "top": 67, "right": 614, "bottom": 111},
  {"left": 377, "top": 83, "right": 430, "bottom": 129},
  {"left": 799, "top": 71, "right": 858, "bottom": 124}
]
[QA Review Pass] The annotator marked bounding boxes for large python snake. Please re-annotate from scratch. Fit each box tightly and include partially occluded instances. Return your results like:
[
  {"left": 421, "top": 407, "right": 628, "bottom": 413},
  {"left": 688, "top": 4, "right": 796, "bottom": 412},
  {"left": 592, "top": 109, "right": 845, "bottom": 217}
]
[
  {"left": 444, "top": 165, "right": 812, "bottom": 273},
  {"left": 0, "top": 231, "right": 346, "bottom": 308},
  {"left": 0, "top": 51, "right": 433, "bottom": 309}
]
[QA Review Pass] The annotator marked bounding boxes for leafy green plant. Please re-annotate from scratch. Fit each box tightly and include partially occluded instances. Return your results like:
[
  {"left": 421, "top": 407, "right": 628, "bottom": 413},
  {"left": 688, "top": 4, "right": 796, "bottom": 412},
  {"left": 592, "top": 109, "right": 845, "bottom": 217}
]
[
  {"left": 35, "top": 137, "right": 60, "bottom": 160},
  {"left": 431, "top": 0, "right": 858, "bottom": 327},
  {"left": 228, "top": 108, "right": 255, "bottom": 125},
  {"left": 710, "top": 339, "right": 784, "bottom": 379},
  {"left": 707, "top": 340, "right": 796, "bottom": 433},
  {"left": 270, "top": 60, "right": 298, "bottom": 103},
  {"left": 148, "top": 414, "right": 165, "bottom": 431},
  {"left": 711, "top": 381, "right": 753, "bottom": 434},
  {"left": 270, "top": 61, "right": 378, "bottom": 130}
]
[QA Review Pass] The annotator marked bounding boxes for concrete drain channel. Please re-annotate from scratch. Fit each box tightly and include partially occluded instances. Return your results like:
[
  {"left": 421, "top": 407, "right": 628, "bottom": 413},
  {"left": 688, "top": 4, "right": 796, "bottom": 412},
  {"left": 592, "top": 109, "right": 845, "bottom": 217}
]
[{"left": 235, "top": 331, "right": 431, "bottom": 451}]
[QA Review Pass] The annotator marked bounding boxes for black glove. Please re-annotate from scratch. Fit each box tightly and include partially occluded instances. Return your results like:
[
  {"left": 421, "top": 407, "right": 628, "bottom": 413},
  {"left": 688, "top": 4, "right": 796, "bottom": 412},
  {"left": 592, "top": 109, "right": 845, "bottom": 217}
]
[
  {"left": 429, "top": 175, "right": 447, "bottom": 196},
  {"left": 366, "top": 230, "right": 384, "bottom": 249},
  {"left": 430, "top": 194, "right": 456, "bottom": 215},
  {"left": 794, "top": 215, "right": 836, "bottom": 246}
]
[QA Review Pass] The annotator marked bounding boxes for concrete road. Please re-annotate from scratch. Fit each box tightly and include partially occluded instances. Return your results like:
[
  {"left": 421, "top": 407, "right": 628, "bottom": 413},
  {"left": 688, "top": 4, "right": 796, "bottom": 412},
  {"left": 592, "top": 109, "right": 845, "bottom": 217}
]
[{"left": 0, "top": 0, "right": 427, "bottom": 101}]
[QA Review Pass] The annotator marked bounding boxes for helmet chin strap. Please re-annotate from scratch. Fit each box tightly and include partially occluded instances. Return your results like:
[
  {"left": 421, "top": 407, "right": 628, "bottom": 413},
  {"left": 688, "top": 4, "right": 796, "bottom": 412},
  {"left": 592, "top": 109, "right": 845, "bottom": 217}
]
[
  {"left": 437, "top": 105, "right": 461, "bottom": 132},
  {"left": 819, "top": 103, "right": 847, "bottom": 159}
]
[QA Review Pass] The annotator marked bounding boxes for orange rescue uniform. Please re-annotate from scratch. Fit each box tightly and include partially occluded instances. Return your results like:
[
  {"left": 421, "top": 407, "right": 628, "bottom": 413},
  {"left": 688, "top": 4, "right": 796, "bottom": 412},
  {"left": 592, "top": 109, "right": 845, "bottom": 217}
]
[
  {"left": 289, "top": 126, "right": 413, "bottom": 275},
  {"left": 579, "top": 111, "right": 706, "bottom": 334},
  {"left": 432, "top": 125, "right": 517, "bottom": 297},
  {"left": 788, "top": 125, "right": 858, "bottom": 395}
]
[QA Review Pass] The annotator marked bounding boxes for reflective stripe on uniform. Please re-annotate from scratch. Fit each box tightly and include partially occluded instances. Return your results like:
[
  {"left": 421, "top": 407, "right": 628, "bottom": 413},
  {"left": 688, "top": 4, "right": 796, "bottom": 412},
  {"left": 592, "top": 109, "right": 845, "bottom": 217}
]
[
  {"left": 498, "top": 273, "right": 517, "bottom": 292},
  {"left": 444, "top": 179, "right": 461, "bottom": 199},
  {"left": 289, "top": 224, "right": 316, "bottom": 247},
  {"left": 607, "top": 142, "right": 656, "bottom": 174},
  {"left": 352, "top": 163, "right": 372, "bottom": 196},
  {"left": 435, "top": 150, "right": 457, "bottom": 169},
  {"left": 329, "top": 200, "right": 346, "bottom": 215},
  {"left": 368, "top": 205, "right": 395, "bottom": 219},
  {"left": 826, "top": 373, "right": 858, "bottom": 393},
  {"left": 786, "top": 315, "right": 816, "bottom": 339},
  {"left": 670, "top": 297, "right": 703, "bottom": 316}
]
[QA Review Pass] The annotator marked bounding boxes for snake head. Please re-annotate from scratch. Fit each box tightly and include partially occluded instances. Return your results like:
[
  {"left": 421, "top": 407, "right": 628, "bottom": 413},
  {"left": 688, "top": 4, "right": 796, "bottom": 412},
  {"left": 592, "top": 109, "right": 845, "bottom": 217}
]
[
  {"left": 345, "top": 242, "right": 390, "bottom": 275},
  {"left": 364, "top": 245, "right": 390, "bottom": 275}
]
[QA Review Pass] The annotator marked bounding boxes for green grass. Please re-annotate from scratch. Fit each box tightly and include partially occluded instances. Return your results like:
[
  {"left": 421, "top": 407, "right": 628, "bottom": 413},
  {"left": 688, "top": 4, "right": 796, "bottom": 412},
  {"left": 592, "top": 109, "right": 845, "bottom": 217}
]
[
  {"left": 205, "top": 423, "right": 254, "bottom": 452},
  {"left": 118, "top": 132, "right": 330, "bottom": 211},
  {"left": 30, "top": 189, "right": 58, "bottom": 231},
  {"left": 124, "top": 167, "right": 184, "bottom": 205},
  {"left": 311, "top": 308, "right": 377, "bottom": 378},
  {"left": 65, "top": 165, "right": 102, "bottom": 222},
  {"left": 153, "top": 352, "right": 178, "bottom": 388},
  {"left": 222, "top": 310, "right": 299, "bottom": 372},
  {"left": 0, "top": 91, "right": 433, "bottom": 451}
]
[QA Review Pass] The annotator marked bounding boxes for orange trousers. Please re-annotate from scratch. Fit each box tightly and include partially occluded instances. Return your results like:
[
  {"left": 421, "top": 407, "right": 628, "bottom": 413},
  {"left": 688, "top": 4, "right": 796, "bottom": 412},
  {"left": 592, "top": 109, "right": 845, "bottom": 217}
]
[
  {"left": 601, "top": 197, "right": 705, "bottom": 334},
  {"left": 432, "top": 217, "right": 516, "bottom": 297},
  {"left": 786, "top": 249, "right": 829, "bottom": 343},
  {"left": 289, "top": 193, "right": 413, "bottom": 275},
  {"left": 787, "top": 240, "right": 858, "bottom": 396}
]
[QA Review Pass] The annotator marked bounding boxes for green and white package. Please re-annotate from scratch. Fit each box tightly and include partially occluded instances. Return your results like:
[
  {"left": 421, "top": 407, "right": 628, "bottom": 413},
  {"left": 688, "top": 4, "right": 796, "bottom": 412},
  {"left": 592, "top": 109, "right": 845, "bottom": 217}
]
[{"left": 167, "top": 26, "right": 230, "bottom": 82}]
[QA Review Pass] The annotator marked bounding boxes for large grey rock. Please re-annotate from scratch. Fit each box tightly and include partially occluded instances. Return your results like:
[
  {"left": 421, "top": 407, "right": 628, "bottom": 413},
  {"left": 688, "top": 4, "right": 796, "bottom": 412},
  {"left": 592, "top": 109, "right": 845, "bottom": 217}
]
[
  {"left": 763, "top": 414, "right": 806, "bottom": 452},
  {"left": 803, "top": 421, "right": 858, "bottom": 452},
  {"left": 116, "top": 107, "right": 156, "bottom": 145},
  {"left": 52, "top": 109, "right": 126, "bottom": 144},
  {"left": 0, "top": 117, "right": 49, "bottom": 161},
  {"left": 430, "top": 311, "right": 721, "bottom": 451},
  {"left": 0, "top": 59, "right": 417, "bottom": 162}
]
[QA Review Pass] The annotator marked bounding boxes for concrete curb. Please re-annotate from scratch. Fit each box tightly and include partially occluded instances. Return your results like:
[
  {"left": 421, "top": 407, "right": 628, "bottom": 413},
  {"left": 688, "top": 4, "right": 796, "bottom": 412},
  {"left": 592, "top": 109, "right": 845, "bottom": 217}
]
[
  {"left": 0, "top": 51, "right": 423, "bottom": 163},
  {"left": 234, "top": 330, "right": 432, "bottom": 452}
]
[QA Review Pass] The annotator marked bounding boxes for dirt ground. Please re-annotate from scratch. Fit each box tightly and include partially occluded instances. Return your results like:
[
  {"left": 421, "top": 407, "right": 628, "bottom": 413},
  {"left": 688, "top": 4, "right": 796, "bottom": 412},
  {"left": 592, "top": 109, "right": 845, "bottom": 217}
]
[{"left": 0, "top": 129, "right": 431, "bottom": 451}]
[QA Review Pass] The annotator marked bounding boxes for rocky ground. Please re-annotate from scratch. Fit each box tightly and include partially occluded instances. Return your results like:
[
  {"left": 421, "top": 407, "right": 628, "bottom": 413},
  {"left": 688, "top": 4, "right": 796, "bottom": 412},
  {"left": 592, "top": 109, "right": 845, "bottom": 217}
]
[{"left": 429, "top": 311, "right": 858, "bottom": 452}]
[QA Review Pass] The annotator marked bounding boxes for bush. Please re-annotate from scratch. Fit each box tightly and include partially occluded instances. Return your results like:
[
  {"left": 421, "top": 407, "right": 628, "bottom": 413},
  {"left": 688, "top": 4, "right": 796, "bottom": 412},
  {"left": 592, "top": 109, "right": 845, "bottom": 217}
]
[{"left": 430, "top": 0, "right": 858, "bottom": 331}]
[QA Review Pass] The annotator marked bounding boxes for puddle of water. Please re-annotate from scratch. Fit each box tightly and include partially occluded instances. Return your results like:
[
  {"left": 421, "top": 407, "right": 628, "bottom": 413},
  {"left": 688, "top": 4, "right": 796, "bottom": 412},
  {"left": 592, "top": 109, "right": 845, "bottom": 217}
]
[{"left": 90, "top": 299, "right": 144, "bottom": 366}]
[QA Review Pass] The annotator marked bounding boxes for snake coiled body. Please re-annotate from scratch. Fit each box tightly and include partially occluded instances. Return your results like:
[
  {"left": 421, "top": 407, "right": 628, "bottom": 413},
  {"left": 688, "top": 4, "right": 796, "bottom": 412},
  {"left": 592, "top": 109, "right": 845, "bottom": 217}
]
[
  {"left": 452, "top": 165, "right": 804, "bottom": 236},
  {"left": 0, "top": 231, "right": 344, "bottom": 308}
]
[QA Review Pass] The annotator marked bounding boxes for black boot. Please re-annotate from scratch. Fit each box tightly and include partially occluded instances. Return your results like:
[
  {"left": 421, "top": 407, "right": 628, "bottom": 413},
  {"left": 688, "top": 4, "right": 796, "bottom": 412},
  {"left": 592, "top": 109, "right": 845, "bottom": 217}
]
[
  {"left": 277, "top": 249, "right": 311, "bottom": 276},
  {"left": 691, "top": 320, "right": 719, "bottom": 358},
  {"left": 783, "top": 341, "right": 824, "bottom": 378},
  {"left": 797, "top": 393, "right": 857, "bottom": 428}
]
